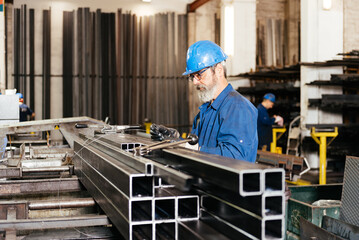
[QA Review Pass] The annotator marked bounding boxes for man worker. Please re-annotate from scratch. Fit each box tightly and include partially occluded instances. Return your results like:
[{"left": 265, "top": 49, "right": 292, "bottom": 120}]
[
  {"left": 257, "top": 93, "right": 283, "bottom": 150},
  {"left": 17, "top": 93, "right": 35, "bottom": 122},
  {"left": 151, "top": 40, "right": 258, "bottom": 163}
]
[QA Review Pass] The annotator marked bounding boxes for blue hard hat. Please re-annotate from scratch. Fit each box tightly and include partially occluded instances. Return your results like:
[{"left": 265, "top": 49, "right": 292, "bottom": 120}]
[
  {"left": 16, "top": 93, "right": 23, "bottom": 99},
  {"left": 182, "top": 40, "right": 228, "bottom": 76},
  {"left": 263, "top": 93, "right": 276, "bottom": 103}
]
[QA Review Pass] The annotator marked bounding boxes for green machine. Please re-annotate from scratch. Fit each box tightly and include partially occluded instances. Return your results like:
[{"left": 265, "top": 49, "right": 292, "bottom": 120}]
[{"left": 286, "top": 184, "right": 342, "bottom": 239}]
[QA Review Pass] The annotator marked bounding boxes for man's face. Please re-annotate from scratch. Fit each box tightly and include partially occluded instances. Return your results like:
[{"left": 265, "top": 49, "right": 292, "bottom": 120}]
[
  {"left": 191, "top": 66, "right": 218, "bottom": 103},
  {"left": 264, "top": 99, "right": 274, "bottom": 109}
]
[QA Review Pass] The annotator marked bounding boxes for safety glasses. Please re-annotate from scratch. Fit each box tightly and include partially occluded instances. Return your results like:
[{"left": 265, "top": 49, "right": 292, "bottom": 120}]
[{"left": 188, "top": 67, "right": 210, "bottom": 82}]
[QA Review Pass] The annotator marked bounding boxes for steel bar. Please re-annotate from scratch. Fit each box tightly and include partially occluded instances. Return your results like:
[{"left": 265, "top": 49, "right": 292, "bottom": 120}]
[
  {"left": 78, "top": 135, "right": 193, "bottom": 189},
  {"left": 322, "top": 216, "right": 359, "bottom": 239},
  {"left": 300, "top": 217, "right": 344, "bottom": 240},
  {"left": 0, "top": 215, "right": 110, "bottom": 230},
  {"left": 77, "top": 135, "right": 153, "bottom": 175},
  {"left": 20, "top": 227, "right": 122, "bottom": 239},
  {"left": 28, "top": 198, "right": 95, "bottom": 210},
  {"left": 0, "top": 166, "right": 72, "bottom": 178},
  {"left": 78, "top": 165, "right": 131, "bottom": 239},
  {"left": 0, "top": 168, "right": 21, "bottom": 178},
  {"left": 74, "top": 141, "right": 153, "bottom": 198},
  {"left": 157, "top": 148, "right": 269, "bottom": 196},
  {"left": 256, "top": 150, "right": 304, "bottom": 171},
  {"left": 101, "top": 13, "right": 109, "bottom": 121},
  {"left": 42, "top": 9, "right": 51, "bottom": 119},
  {"left": 63, "top": 11, "right": 74, "bottom": 117},
  {"left": 95, "top": 9, "right": 102, "bottom": 120},
  {"left": 14, "top": 9, "right": 20, "bottom": 90},
  {"left": 0, "top": 116, "right": 103, "bottom": 135},
  {"left": 109, "top": 13, "right": 117, "bottom": 124},
  {"left": 22, "top": 166, "right": 73, "bottom": 173},
  {"left": 29, "top": 8, "right": 35, "bottom": 110},
  {"left": 0, "top": 176, "right": 82, "bottom": 196}
]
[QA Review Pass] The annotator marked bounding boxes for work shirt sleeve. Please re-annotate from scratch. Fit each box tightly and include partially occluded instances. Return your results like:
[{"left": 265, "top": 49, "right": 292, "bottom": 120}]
[
  {"left": 200, "top": 101, "right": 258, "bottom": 162},
  {"left": 257, "top": 106, "right": 275, "bottom": 126}
]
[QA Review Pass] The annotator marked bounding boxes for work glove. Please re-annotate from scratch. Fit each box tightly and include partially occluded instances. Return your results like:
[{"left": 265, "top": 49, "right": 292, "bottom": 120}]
[
  {"left": 275, "top": 116, "right": 284, "bottom": 127},
  {"left": 150, "top": 123, "right": 180, "bottom": 141}
]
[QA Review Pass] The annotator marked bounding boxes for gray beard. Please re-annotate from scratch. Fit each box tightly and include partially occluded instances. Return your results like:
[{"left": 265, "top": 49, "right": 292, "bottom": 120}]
[
  {"left": 197, "top": 83, "right": 218, "bottom": 103},
  {"left": 197, "top": 73, "right": 218, "bottom": 103}
]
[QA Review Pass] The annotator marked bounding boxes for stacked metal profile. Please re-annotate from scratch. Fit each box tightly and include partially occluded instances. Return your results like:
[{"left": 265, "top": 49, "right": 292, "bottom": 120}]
[{"left": 73, "top": 132, "right": 285, "bottom": 240}]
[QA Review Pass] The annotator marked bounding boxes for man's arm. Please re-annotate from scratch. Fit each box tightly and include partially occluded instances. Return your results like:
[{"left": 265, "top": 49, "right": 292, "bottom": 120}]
[{"left": 258, "top": 106, "right": 275, "bottom": 126}]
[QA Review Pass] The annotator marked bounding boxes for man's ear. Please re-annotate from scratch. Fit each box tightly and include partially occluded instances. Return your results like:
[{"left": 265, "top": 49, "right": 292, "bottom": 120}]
[{"left": 215, "top": 63, "right": 223, "bottom": 76}]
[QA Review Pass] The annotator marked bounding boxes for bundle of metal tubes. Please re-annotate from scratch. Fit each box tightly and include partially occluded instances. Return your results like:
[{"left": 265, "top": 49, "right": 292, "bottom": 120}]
[{"left": 73, "top": 132, "right": 285, "bottom": 240}]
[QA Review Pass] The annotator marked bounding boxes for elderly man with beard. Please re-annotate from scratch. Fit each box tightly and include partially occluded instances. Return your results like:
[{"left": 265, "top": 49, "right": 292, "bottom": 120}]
[{"left": 150, "top": 40, "right": 258, "bottom": 163}]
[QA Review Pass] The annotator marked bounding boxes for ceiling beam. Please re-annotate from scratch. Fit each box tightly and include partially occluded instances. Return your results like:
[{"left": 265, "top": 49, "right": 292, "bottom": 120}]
[{"left": 187, "top": 0, "right": 211, "bottom": 13}]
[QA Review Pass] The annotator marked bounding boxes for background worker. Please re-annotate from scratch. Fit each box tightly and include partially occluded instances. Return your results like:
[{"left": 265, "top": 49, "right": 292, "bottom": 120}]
[
  {"left": 151, "top": 40, "right": 258, "bottom": 163},
  {"left": 17, "top": 93, "right": 35, "bottom": 122},
  {"left": 257, "top": 93, "right": 283, "bottom": 150}
]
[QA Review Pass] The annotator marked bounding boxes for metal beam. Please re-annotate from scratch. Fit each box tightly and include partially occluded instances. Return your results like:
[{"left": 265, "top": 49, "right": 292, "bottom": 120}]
[
  {"left": 0, "top": 215, "right": 110, "bottom": 230},
  {"left": 300, "top": 217, "right": 345, "bottom": 240},
  {"left": 0, "top": 176, "right": 82, "bottom": 196}
]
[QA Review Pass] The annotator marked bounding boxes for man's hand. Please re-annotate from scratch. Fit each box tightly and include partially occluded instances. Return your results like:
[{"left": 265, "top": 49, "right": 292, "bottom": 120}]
[
  {"left": 150, "top": 124, "right": 180, "bottom": 141},
  {"left": 275, "top": 115, "right": 284, "bottom": 127}
]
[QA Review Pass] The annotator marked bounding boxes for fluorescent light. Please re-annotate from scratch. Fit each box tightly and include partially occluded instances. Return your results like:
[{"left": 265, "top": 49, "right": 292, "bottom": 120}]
[
  {"left": 323, "top": 0, "right": 332, "bottom": 10},
  {"left": 142, "top": 0, "right": 152, "bottom": 2},
  {"left": 224, "top": 5, "right": 234, "bottom": 56}
]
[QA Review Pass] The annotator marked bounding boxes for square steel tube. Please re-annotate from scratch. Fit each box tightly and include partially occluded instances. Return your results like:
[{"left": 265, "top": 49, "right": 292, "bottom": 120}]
[
  {"left": 262, "top": 193, "right": 285, "bottom": 219},
  {"left": 131, "top": 223, "right": 153, "bottom": 240},
  {"left": 155, "top": 149, "right": 268, "bottom": 196},
  {"left": 177, "top": 196, "right": 199, "bottom": 221},
  {"left": 201, "top": 194, "right": 262, "bottom": 239},
  {"left": 155, "top": 222, "right": 177, "bottom": 240},
  {"left": 263, "top": 168, "right": 285, "bottom": 193},
  {"left": 239, "top": 170, "right": 263, "bottom": 196},
  {"left": 79, "top": 135, "right": 153, "bottom": 175},
  {"left": 73, "top": 145, "right": 154, "bottom": 239},
  {"left": 74, "top": 141, "right": 154, "bottom": 198},
  {"left": 154, "top": 197, "right": 176, "bottom": 221},
  {"left": 263, "top": 217, "right": 284, "bottom": 239},
  {"left": 202, "top": 194, "right": 285, "bottom": 239},
  {"left": 195, "top": 185, "right": 263, "bottom": 217},
  {"left": 131, "top": 199, "right": 153, "bottom": 222},
  {"left": 156, "top": 187, "right": 199, "bottom": 221}
]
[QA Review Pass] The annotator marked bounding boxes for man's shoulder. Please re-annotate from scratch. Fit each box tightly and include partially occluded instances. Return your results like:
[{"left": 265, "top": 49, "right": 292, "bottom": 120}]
[
  {"left": 19, "top": 103, "right": 29, "bottom": 108},
  {"left": 227, "top": 90, "right": 254, "bottom": 106}
]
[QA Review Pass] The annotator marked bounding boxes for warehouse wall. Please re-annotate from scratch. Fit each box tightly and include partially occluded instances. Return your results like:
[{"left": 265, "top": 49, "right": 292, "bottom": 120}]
[
  {"left": 344, "top": 0, "right": 359, "bottom": 52},
  {"left": 300, "top": 0, "right": 343, "bottom": 168}
]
